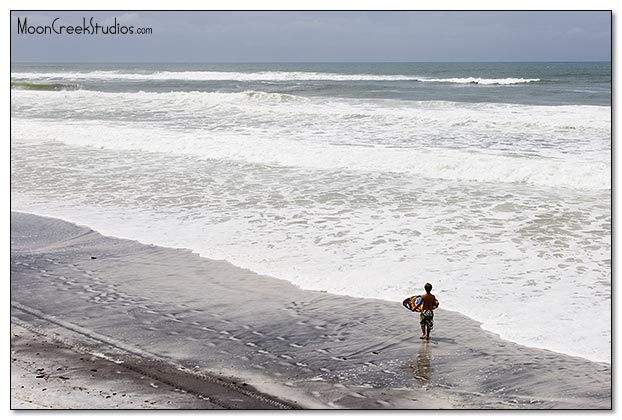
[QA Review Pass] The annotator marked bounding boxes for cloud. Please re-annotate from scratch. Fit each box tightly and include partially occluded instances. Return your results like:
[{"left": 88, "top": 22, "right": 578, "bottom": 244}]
[{"left": 101, "top": 13, "right": 142, "bottom": 27}]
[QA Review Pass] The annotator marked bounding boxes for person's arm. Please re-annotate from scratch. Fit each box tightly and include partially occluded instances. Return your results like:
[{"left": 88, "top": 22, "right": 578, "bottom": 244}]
[{"left": 433, "top": 299, "right": 439, "bottom": 309}]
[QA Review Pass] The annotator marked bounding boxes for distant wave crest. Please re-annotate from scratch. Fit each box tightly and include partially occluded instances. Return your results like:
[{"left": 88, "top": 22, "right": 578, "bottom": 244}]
[
  {"left": 417, "top": 77, "right": 540, "bottom": 85},
  {"left": 10, "top": 70, "right": 541, "bottom": 85}
]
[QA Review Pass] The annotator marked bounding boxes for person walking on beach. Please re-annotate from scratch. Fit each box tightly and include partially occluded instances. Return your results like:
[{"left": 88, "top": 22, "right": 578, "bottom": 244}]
[{"left": 417, "top": 283, "right": 439, "bottom": 340}]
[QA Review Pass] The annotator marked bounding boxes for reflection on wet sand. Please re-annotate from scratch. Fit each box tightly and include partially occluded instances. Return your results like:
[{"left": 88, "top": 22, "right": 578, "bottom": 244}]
[{"left": 401, "top": 341, "right": 433, "bottom": 386}]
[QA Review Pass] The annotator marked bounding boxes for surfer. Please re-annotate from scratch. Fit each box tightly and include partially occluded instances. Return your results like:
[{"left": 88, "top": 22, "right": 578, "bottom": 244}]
[{"left": 417, "top": 283, "right": 439, "bottom": 340}]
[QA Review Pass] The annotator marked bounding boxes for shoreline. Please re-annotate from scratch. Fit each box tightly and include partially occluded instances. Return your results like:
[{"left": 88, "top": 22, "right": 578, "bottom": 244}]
[
  {"left": 12, "top": 208, "right": 611, "bottom": 366},
  {"left": 10, "top": 211, "right": 612, "bottom": 409}
]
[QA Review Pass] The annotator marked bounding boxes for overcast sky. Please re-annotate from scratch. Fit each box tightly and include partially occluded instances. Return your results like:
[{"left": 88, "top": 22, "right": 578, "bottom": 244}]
[{"left": 10, "top": 11, "right": 611, "bottom": 63}]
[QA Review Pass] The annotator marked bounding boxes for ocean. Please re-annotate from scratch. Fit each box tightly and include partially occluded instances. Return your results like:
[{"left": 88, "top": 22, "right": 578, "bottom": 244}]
[{"left": 10, "top": 62, "right": 611, "bottom": 363}]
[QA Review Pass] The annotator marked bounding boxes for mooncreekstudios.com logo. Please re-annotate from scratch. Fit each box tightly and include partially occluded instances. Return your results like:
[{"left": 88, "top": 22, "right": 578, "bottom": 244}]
[{"left": 16, "top": 16, "right": 153, "bottom": 35}]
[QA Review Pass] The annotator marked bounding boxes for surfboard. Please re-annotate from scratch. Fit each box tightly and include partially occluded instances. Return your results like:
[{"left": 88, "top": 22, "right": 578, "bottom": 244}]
[{"left": 402, "top": 295, "right": 423, "bottom": 312}]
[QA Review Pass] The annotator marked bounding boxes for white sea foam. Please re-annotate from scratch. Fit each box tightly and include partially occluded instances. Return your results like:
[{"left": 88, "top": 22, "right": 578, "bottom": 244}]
[
  {"left": 10, "top": 117, "right": 610, "bottom": 191},
  {"left": 11, "top": 89, "right": 611, "bottom": 190},
  {"left": 416, "top": 77, "right": 540, "bottom": 85},
  {"left": 11, "top": 70, "right": 541, "bottom": 84}
]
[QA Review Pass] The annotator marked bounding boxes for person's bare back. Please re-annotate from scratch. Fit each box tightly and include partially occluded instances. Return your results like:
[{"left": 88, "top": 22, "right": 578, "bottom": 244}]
[{"left": 420, "top": 293, "right": 439, "bottom": 311}]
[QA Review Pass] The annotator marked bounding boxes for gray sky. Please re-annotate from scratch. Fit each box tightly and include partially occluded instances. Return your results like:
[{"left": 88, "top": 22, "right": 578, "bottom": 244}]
[{"left": 10, "top": 11, "right": 611, "bottom": 62}]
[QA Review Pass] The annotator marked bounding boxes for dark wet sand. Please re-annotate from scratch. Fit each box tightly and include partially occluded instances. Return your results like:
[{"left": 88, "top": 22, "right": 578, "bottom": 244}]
[
  {"left": 10, "top": 212, "right": 611, "bottom": 409},
  {"left": 11, "top": 324, "right": 226, "bottom": 409}
]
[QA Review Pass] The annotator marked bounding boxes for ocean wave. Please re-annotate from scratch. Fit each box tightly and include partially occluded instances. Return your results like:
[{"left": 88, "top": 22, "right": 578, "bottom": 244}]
[
  {"left": 11, "top": 81, "right": 80, "bottom": 91},
  {"left": 243, "top": 90, "right": 309, "bottom": 102},
  {"left": 417, "top": 77, "right": 540, "bottom": 85},
  {"left": 10, "top": 70, "right": 540, "bottom": 85},
  {"left": 11, "top": 88, "right": 610, "bottom": 134}
]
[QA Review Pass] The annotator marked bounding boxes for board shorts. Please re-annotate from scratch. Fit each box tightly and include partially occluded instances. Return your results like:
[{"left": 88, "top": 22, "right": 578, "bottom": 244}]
[{"left": 419, "top": 310, "right": 434, "bottom": 330}]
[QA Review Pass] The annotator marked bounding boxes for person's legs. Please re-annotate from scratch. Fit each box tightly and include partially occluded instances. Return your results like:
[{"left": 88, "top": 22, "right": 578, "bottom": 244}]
[
  {"left": 423, "top": 311, "right": 434, "bottom": 339},
  {"left": 420, "top": 324, "right": 427, "bottom": 339}
]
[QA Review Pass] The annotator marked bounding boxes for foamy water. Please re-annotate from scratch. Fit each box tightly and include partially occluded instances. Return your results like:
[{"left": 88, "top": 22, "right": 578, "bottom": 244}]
[{"left": 11, "top": 63, "right": 611, "bottom": 363}]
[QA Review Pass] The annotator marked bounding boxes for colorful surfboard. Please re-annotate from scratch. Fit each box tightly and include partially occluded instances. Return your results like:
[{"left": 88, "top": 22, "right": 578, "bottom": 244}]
[{"left": 402, "top": 295, "right": 423, "bottom": 312}]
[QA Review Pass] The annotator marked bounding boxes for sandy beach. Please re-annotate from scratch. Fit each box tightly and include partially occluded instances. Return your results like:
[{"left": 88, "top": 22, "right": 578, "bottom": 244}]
[
  {"left": 11, "top": 324, "right": 226, "bottom": 409},
  {"left": 10, "top": 212, "right": 611, "bottom": 409}
]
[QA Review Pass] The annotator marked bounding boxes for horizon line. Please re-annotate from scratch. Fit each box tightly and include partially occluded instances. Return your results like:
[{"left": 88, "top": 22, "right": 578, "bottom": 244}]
[{"left": 10, "top": 60, "right": 613, "bottom": 64}]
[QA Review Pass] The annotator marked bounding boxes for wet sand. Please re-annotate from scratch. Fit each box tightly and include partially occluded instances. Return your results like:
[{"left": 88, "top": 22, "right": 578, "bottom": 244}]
[
  {"left": 11, "top": 324, "right": 224, "bottom": 409},
  {"left": 10, "top": 211, "right": 611, "bottom": 409}
]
